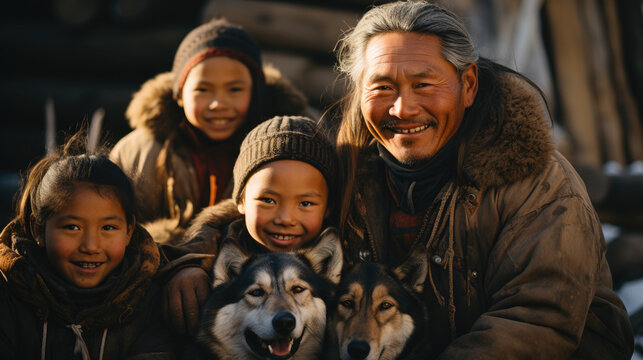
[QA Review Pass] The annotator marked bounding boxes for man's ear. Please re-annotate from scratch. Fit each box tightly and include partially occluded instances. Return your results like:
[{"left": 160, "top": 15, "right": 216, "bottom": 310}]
[
  {"left": 461, "top": 63, "right": 478, "bottom": 108},
  {"left": 212, "top": 240, "right": 249, "bottom": 287},
  {"left": 299, "top": 227, "right": 343, "bottom": 284}
]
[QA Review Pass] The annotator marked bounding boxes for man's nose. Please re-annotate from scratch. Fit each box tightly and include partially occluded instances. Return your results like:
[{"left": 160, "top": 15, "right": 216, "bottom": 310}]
[{"left": 389, "top": 89, "right": 420, "bottom": 119}]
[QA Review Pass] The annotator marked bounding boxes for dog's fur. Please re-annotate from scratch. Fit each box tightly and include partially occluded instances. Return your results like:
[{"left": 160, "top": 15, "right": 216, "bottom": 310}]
[
  {"left": 330, "top": 253, "right": 430, "bottom": 360},
  {"left": 188, "top": 228, "right": 343, "bottom": 360}
]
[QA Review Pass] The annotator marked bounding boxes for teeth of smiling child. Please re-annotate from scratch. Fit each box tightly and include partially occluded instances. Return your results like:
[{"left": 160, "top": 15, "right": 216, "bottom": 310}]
[
  {"left": 77, "top": 262, "right": 102, "bottom": 269},
  {"left": 211, "top": 119, "right": 228, "bottom": 125},
  {"left": 273, "top": 234, "right": 296, "bottom": 240},
  {"left": 397, "top": 125, "right": 428, "bottom": 134}
]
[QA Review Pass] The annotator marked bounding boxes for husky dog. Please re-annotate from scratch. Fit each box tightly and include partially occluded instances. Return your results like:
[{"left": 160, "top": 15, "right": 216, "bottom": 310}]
[
  {"left": 330, "top": 253, "right": 429, "bottom": 360},
  {"left": 189, "top": 228, "right": 343, "bottom": 360}
]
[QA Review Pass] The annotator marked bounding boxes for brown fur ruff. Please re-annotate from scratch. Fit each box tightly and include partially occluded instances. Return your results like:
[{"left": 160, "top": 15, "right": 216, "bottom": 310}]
[
  {"left": 461, "top": 73, "right": 554, "bottom": 188},
  {"left": 124, "top": 64, "right": 309, "bottom": 142},
  {"left": 182, "top": 198, "right": 241, "bottom": 245}
]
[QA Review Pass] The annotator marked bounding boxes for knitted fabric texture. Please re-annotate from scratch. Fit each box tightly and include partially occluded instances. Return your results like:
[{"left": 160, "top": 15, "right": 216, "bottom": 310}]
[
  {"left": 232, "top": 116, "right": 336, "bottom": 204},
  {"left": 171, "top": 19, "right": 263, "bottom": 98}
]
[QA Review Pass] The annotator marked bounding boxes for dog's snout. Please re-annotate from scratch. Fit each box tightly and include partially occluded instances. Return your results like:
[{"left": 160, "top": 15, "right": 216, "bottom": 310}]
[
  {"left": 272, "top": 312, "right": 296, "bottom": 335},
  {"left": 347, "top": 339, "right": 370, "bottom": 360}
]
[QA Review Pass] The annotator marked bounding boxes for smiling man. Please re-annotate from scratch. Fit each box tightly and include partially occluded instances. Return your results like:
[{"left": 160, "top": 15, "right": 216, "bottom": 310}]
[{"left": 333, "top": 1, "right": 633, "bottom": 358}]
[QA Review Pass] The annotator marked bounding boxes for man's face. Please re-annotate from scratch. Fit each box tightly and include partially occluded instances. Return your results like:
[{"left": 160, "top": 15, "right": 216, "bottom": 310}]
[{"left": 360, "top": 32, "right": 477, "bottom": 164}]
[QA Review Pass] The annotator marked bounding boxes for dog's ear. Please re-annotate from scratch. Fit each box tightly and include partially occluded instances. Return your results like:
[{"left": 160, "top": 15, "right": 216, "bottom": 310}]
[
  {"left": 393, "top": 251, "right": 428, "bottom": 293},
  {"left": 212, "top": 240, "right": 249, "bottom": 287},
  {"left": 300, "top": 227, "right": 343, "bottom": 284}
]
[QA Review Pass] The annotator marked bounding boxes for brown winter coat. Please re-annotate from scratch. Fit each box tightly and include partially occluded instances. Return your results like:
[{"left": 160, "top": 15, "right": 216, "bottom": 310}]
[
  {"left": 0, "top": 222, "right": 179, "bottom": 359},
  {"left": 110, "top": 65, "right": 310, "bottom": 244},
  {"left": 342, "top": 72, "right": 634, "bottom": 359}
]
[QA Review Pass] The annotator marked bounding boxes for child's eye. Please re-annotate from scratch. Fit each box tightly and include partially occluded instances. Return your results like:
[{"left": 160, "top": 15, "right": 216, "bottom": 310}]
[
  {"left": 258, "top": 197, "right": 276, "bottom": 204},
  {"left": 194, "top": 87, "right": 208, "bottom": 93},
  {"left": 62, "top": 224, "right": 81, "bottom": 231},
  {"left": 300, "top": 201, "right": 314, "bottom": 207},
  {"left": 102, "top": 225, "right": 117, "bottom": 231},
  {"left": 229, "top": 86, "right": 246, "bottom": 93}
]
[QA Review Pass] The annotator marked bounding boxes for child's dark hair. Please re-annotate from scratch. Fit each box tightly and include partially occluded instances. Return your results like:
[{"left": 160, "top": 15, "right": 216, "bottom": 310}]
[{"left": 10, "top": 132, "right": 136, "bottom": 240}]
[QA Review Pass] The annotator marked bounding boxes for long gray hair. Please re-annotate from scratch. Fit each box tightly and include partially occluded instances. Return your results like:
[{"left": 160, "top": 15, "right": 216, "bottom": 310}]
[{"left": 332, "top": 1, "right": 480, "bottom": 237}]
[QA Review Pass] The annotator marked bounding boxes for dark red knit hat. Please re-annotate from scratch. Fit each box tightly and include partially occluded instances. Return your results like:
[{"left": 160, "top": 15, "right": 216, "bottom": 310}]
[{"left": 171, "top": 18, "right": 264, "bottom": 99}]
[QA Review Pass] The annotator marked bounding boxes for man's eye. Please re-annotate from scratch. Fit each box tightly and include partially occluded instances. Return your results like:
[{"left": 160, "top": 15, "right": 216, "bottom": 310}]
[
  {"left": 102, "top": 225, "right": 117, "bottom": 231},
  {"left": 248, "top": 288, "right": 265, "bottom": 297},
  {"left": 374, "top": 85, "right": 392, "bottom": 91}
]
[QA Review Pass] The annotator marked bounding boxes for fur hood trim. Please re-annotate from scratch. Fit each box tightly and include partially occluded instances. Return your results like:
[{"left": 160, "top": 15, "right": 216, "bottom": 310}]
[
  {"left": 462, "top": 73, "right": 554, "bottom": 188},
  {"left": 125, "top": 64, "right": 309, "bottom": 141},
  {"left": 182, "top": 199, "right": 241, "bottom": 244}
]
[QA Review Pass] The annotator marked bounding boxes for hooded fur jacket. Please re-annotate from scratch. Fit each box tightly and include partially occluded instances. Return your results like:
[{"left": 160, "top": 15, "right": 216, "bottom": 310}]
[
  {"left": 343, "top": 70, "right": 634, "bottom": 359},
  {"left": 0, "top": 222, "right": 179, "bottom": 359},
  {"left": 110, "top": 65, "right": 310, "bottom": 244}
]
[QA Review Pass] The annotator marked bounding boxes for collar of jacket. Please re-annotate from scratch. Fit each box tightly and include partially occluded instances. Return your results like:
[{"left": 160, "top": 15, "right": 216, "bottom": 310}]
[
  {"left": 125, "top": 64, "right": 310, "bottom": 142},
  {"left": 0, "top": 222, "right": 160, "bottom": 328}
]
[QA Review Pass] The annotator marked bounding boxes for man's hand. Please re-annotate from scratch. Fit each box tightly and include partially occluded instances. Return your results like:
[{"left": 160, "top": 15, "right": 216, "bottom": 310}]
[{"left": 164, "top": 267, "right": 211, "bottom": 335}]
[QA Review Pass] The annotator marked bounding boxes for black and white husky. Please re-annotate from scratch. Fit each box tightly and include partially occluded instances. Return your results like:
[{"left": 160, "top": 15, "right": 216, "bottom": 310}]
[{"left": 189, "top": 228, "right": 343, "bottom": 360}]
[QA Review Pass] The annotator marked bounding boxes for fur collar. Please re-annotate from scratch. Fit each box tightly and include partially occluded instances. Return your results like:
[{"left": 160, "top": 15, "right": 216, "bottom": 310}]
[
  {"left": 461, "top": 72, "right": 554, "bottom": 188},
  {"left": 125, "top": 64, "right": 309, "bottom": 141},
  {"left": 363, "top": 72, "right": 554, "bottom": 190},
  {"left": 0, "top": 222, "right": 160, "bottom": 327},
  {"left": 181, "top": 199, "right": 242, "bottom": 244}
]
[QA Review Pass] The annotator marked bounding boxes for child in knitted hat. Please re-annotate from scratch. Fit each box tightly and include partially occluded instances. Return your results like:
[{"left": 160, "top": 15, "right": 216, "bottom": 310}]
[
  {"left": 110, "top": 19, "right": 310, "bottom": 244},
  {"left": 164, "top": 115, "right": 339, "bottom": 333}
]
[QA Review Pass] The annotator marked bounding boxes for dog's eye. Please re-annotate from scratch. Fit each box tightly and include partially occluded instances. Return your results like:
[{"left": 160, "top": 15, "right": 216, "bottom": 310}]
[
  {"left": 340, "top": 299, "right": 354, "bottom": 309},
  {"left": 379, "top": 302, "right": 393, "bottom": 311},
  {"left": 248, "top": 288, "right": 265, "bottom": 297},
  {"left": 292, "top": 286, "right": 306, "bottom": 294}
]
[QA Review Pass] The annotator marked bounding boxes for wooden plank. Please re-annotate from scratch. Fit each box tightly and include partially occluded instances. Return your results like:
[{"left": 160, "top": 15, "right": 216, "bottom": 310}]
[
  {"left": 602, "top": 0, "right": 643, "bottom": 161},
  {"left": 581, "top": 0, "right": 626, "bottom": 164},
  {"left": 544, "top": 0, "right": 601, "bottom": 167},
  {"left": 201, "top": 0, "right": 361, "bottom": 55}
]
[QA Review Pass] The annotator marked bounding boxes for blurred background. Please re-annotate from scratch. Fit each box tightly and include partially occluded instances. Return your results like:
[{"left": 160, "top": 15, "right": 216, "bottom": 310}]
[{"left": 1, "top": 0, "right": 642, "bottom": 354}]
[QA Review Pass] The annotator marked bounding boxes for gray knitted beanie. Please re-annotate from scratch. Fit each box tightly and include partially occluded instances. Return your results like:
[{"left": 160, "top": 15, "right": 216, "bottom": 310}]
[{"left": 233, "top": 116, "right": 337, "bottom": 204}]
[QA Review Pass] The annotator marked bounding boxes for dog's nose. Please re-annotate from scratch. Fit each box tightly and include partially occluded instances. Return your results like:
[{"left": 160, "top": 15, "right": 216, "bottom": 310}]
[
  {"left": 347, "top": 339, "right": 370, "bottom": 360},
  {"left": 272, "top": 312, "right": 296, "bottom": 335}
]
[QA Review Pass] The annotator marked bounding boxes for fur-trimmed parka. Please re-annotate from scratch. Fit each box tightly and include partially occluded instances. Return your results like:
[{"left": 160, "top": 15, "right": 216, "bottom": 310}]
[
  {"left": 342, "top": 68, "right": 634, "bottom": 358},
  {"left": 110, "top": 65, "right": 311, "bottom": 244},
  {"left": 0, "top": 222, "right": 179, "bottom": 359}
]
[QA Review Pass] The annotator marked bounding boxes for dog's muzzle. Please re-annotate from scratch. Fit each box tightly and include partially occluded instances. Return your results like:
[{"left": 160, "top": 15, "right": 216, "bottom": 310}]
[{"left": 245, "top": 312, "right": 305, "bottom": 359}]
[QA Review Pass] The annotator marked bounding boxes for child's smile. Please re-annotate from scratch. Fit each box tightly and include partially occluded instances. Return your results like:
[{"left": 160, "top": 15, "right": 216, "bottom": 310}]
[
  {"left": 43, "top": 183, "right": 132, "bottom": 288},
  {"left": 238, "top": 160, "right": 329, "bottom": 252}
]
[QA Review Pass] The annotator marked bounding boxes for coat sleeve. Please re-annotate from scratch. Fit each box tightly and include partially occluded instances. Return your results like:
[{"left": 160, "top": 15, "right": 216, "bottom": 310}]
[{"left": 439, "top": 161, "right": 632, "bottom": 359}]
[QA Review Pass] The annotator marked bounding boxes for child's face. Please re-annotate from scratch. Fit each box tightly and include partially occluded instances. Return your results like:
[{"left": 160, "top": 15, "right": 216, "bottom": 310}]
[
  {"left": 42, "top": 184, "right": 132, "bottom": 288},
  {"left": 178, "top": 56, "right": 253, "bottom": 141},
  {"left": 238, "top": 160, "right": 329, "bottom": 252}
]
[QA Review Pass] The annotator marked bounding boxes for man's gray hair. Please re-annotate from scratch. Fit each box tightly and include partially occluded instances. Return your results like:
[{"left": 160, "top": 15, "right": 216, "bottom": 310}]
[{"left": 336, "top": 0, "right": 478, "bottom": 83}]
